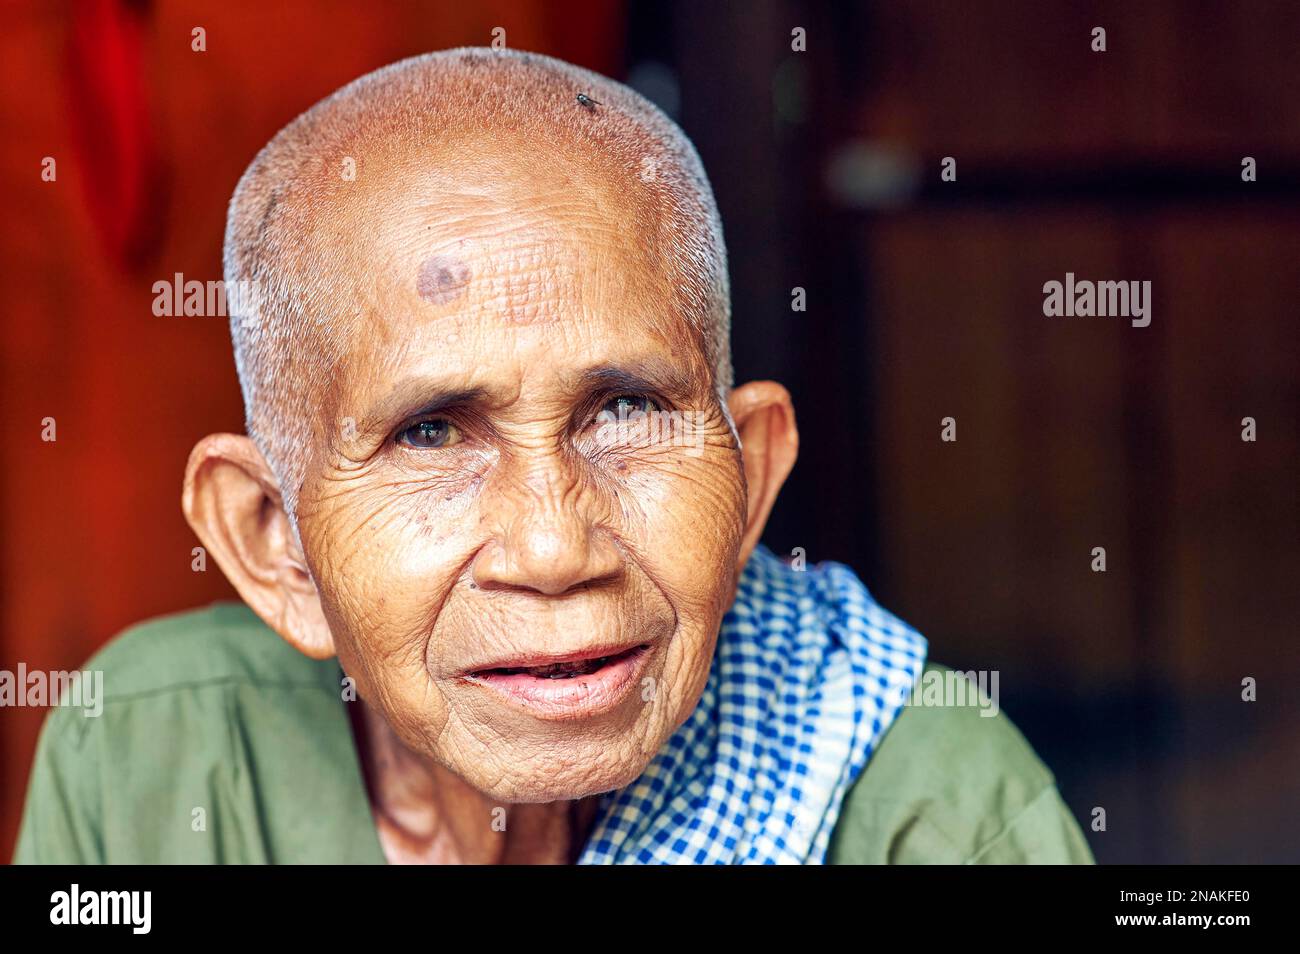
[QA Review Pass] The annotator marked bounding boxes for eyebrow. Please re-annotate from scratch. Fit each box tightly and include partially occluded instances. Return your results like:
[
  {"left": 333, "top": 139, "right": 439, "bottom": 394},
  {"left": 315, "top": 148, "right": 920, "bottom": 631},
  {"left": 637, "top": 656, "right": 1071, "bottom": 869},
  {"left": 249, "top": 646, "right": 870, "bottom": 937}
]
[
  {"left": 573, "top": 361, "right": 701, "bottom": 401},
  {"left": 359, "top": 359, "right": 705, "bottom": 435},
  {"left": 359, "top": 384, "right": 492, "bottom": 434}
]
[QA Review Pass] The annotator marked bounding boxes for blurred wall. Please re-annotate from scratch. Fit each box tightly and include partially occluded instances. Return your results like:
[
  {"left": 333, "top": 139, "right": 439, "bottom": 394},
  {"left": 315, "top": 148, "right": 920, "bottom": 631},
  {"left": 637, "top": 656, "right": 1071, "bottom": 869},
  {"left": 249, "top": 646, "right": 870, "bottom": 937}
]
[{"left": 673, "top": 0, "right": 1299, "bottom": 863}]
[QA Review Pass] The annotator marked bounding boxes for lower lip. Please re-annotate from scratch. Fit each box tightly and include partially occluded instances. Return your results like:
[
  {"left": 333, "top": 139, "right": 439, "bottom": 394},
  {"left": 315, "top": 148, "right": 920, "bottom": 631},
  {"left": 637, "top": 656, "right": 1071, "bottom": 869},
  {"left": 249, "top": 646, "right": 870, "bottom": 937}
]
[{"left": 460, "top": 646, "right": 652, "bottom": 721}]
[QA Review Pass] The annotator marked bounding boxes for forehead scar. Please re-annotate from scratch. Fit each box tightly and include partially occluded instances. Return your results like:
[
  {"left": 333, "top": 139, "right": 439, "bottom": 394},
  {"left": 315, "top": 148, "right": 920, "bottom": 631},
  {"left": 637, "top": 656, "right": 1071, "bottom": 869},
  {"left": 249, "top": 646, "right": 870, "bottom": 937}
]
[{"left": 416, "top": 254, "right": 472, "bottom": 305}]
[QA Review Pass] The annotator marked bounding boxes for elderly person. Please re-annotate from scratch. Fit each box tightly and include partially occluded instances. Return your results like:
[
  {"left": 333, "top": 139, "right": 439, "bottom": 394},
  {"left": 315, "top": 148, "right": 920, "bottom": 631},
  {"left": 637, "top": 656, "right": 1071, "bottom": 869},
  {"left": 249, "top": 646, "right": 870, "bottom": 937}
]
[{"left": 16, "top": 48, "right": 1092, "bottom": 865}]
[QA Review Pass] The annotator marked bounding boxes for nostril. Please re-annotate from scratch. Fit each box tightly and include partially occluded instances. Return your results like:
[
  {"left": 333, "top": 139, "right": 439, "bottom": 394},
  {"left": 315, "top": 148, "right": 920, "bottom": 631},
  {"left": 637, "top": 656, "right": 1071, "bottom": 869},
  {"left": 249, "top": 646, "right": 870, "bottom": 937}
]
[{"left": 470, "top": 530, "right": 624, "bottom": 597}]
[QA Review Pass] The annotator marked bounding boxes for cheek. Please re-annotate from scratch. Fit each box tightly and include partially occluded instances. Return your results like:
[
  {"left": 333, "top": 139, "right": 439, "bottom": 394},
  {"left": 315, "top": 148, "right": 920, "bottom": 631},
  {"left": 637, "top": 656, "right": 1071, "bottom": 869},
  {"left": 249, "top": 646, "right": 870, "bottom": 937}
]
[
  {"left": 305, "top": 485, "right": 490, "bottom": 749},
  {"left": 606, "top": 448, "right": 746, "bottom": 720},
  {"left": 303, "top": 480, "right": 482, "bottom": 676},
  {"left": 312, "top": 465, "right": 483, "bottom": 572},
  {"left": 617, "top": 448, "right": 747, "bottom": 605}
]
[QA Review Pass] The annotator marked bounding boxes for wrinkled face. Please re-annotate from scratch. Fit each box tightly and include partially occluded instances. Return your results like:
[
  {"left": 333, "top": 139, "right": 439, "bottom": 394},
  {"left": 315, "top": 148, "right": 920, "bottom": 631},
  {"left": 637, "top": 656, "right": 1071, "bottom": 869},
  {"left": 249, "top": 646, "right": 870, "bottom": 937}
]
[{"left": 290, "top": 146, "right": 746, "bottom": 802}]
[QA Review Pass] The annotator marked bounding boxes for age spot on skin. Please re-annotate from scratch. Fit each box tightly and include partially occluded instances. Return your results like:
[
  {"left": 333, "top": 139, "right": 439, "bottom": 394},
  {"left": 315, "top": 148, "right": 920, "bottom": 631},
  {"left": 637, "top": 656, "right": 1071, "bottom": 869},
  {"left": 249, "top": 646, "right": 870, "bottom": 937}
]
[{"left": 416, "top": 254, "right": 472, "bottom": 305}]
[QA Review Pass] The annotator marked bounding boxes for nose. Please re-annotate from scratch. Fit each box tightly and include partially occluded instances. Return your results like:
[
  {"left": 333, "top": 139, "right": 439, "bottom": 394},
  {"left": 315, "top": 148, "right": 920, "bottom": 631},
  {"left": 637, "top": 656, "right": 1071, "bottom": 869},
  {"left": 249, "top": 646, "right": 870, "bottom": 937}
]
[{"left": 470, "top": 454, "right": 623, "bottom": 596}]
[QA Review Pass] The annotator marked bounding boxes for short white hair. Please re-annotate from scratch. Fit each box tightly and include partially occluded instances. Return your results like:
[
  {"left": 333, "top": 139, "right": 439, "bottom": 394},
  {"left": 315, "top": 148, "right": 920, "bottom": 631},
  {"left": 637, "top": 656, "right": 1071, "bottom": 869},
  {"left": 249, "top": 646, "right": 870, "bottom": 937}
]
[{"left": 224, "top": 47, "right": 732, "bottom": 525}]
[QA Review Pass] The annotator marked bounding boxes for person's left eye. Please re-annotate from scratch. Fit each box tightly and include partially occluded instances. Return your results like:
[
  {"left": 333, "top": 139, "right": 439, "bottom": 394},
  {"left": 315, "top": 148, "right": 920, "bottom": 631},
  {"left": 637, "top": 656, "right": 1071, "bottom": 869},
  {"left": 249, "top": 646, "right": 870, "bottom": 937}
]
[
  {"left": 595, "top": 394, "right": 660, "bottom": 424},
  {"left": 397, "top": 418, "right": 461, "bottom": 449}
]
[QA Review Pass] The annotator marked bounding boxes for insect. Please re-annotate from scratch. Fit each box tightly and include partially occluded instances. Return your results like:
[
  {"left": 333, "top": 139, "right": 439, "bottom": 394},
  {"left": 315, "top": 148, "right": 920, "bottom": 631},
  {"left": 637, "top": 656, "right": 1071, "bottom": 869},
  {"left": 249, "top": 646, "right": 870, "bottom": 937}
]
[{"left": 576, "top": 92, "right": 601, "bottom": 110}]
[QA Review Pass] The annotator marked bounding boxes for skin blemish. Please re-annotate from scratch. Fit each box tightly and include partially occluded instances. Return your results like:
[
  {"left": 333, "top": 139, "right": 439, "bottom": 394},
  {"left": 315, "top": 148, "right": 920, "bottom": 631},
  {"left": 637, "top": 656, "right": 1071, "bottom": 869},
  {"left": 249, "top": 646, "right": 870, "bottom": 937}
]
[{"left": 416, "top": 255, "right": 472, "bottom": 305}]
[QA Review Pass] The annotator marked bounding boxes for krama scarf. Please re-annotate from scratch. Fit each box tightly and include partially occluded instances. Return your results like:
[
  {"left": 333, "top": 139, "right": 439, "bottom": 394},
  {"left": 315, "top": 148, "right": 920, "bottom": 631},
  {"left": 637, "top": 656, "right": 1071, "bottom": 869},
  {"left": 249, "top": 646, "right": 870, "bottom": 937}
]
[{"left": 578, "top": 544, "right": 928, "bottom": 863}]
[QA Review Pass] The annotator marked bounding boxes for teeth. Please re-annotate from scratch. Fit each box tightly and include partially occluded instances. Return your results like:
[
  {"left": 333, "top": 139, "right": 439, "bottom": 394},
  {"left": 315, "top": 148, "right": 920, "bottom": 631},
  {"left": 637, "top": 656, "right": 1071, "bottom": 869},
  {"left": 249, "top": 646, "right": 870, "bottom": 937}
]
[
  {"left": 527, "top": 656, "right": 609, "bottom": 678},
  {"left": 475, "top": 645, "right": 646, "bottom": 680},
  {"left": 493, "top": 654, "right": 613, "bottom": 679}
]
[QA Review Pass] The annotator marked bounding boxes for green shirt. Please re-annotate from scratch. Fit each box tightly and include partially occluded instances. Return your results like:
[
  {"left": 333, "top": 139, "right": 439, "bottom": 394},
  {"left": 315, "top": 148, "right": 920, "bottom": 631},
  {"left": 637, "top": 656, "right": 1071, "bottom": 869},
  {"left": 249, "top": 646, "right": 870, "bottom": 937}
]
[{"left": 14, "top": 603, "right": 1094, "bottom": 864}]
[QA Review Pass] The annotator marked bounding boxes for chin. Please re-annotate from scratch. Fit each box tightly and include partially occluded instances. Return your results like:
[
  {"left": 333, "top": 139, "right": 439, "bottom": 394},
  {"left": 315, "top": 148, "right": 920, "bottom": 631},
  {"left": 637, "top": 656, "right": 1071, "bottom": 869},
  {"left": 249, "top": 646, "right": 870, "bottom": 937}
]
[
  {"left": 467, "top": 745, "right": 655, "bottom": 805},
  {"left": 440, "top": 698, "right": 674, "bottom": 804}
]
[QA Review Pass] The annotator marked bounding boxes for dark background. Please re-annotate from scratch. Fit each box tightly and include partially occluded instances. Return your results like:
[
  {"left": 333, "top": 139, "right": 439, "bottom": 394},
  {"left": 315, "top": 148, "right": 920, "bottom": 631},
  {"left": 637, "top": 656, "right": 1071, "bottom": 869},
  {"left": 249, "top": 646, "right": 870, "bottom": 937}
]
[{"left": 2, "top": 0, "right": 1297, "bottom": 864}]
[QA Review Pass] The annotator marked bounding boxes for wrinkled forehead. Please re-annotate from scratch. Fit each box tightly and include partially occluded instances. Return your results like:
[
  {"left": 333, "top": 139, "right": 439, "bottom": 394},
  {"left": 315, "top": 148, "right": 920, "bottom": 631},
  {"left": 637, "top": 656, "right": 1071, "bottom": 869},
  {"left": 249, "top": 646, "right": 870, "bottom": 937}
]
[{"left": 288, "top": 136, "right": 699, "bottom": 389}]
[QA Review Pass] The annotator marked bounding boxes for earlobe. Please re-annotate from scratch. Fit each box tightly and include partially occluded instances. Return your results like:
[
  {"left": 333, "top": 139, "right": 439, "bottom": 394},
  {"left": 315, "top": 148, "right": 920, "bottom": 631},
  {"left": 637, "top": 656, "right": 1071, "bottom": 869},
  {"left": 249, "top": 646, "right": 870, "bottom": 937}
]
[
  {"left": 182, "top": 434, "right": 336, "bottom": 659},
  {"left": 726, "top": 381, "right": 799, "bottom": 575}
]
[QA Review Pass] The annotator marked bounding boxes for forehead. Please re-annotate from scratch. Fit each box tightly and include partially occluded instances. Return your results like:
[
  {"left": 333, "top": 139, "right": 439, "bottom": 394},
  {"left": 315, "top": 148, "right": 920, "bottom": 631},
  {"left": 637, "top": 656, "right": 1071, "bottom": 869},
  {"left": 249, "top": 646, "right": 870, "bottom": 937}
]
[{"left": 289, "top": 146, "right": 704, "bottom": 408}]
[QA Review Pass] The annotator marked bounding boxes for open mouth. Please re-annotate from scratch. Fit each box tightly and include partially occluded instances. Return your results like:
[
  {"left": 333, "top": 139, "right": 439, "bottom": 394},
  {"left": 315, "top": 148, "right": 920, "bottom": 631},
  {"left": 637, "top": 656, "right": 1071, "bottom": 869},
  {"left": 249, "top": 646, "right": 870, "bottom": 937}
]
[
  {"left": 470, "top": 644, "right": 648, "bottom": 680},
  {"left": 460, "top": 641, "right": 655, "bottom": 720}
]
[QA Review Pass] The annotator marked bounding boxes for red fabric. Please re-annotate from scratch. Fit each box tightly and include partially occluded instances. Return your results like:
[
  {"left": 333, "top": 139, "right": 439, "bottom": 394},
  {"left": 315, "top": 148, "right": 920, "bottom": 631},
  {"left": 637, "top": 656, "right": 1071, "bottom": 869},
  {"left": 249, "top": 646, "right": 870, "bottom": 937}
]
[{"left": 65, "top": 0, "right": 167, "bottom": 270}]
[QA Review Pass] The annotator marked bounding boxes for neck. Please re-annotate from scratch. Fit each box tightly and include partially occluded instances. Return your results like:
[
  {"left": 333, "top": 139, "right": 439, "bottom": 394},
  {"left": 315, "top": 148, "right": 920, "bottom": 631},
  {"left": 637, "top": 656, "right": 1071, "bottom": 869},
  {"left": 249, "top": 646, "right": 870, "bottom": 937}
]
[{"left": 349, "top": 697, "right": 600, "bottom": 864}]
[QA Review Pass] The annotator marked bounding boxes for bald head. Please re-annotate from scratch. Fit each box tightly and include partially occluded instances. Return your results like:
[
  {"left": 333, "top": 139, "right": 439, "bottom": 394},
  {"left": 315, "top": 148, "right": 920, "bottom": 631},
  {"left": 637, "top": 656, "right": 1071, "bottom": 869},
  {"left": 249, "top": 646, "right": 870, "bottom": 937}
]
[{"left": 223, "top": 47, "right": 732, "bottom": 521}]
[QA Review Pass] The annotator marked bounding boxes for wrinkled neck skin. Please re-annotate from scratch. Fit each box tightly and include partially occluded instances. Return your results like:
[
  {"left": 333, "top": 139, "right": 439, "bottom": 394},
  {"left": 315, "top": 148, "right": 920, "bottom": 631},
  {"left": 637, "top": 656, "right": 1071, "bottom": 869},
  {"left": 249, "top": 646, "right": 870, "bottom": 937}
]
[{"left": 351, "top": 696, "right": 601, "bottom": 864}]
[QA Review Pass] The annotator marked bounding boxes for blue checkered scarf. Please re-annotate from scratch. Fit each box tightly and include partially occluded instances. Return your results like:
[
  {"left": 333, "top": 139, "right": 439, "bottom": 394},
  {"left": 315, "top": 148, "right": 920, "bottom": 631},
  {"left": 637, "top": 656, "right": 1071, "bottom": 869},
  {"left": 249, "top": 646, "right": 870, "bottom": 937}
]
[{"left": 578, "top": 544, "right": 928, "bottom": 864}]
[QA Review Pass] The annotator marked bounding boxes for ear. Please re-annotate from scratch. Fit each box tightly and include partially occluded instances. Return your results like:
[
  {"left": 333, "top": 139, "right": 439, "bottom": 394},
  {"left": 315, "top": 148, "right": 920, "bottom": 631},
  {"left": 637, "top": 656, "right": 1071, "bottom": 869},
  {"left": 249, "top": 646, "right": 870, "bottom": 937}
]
[
  {"left": 181, "top": 433, "right": 336, "bottom": 659},
  {"left": 727, "top": 381, "right": 799, "bottom": 576}
]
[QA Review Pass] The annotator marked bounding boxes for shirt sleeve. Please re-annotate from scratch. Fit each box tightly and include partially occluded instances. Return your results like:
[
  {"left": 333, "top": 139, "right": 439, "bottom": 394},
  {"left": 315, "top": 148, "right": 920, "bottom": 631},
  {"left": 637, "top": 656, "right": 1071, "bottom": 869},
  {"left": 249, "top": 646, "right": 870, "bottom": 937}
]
[
  {"left": 962, "top": 780, "right": 1095, "bottom": 864},
  {"left": 828, "top": 663, "right": 1096, "bottom": 865},
  {"left": 12, "top": 706, "right": 105, "bottom": 864}
]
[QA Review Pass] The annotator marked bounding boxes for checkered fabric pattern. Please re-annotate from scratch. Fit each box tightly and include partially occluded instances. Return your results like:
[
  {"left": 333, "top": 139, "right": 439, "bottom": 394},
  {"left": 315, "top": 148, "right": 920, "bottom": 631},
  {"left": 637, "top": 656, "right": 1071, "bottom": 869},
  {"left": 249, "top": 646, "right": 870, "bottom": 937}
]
[{"left": 577, "top": 543, "right": 928, "bottom": 864}]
